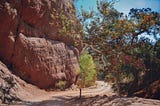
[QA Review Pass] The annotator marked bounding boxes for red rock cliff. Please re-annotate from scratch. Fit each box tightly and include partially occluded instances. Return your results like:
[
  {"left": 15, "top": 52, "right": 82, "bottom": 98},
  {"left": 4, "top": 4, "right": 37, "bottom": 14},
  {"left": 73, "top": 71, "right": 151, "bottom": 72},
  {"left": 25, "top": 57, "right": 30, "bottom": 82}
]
[{"left": 0, "top": 0, "right": 81, "bottom": 89}]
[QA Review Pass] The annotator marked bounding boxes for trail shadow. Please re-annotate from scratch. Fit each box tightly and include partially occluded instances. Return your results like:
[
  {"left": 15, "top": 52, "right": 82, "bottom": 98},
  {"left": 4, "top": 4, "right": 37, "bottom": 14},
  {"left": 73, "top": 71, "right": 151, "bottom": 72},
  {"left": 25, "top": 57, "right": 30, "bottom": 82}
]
[
  {"left": 30, "top": 95, "right": 119, "bottom": 106},
  {"left": 30, "top": 97, "right": 67, "bottom": 106},
  {"left": 30, "top": 95, "right": 80, "bottom": 106}
]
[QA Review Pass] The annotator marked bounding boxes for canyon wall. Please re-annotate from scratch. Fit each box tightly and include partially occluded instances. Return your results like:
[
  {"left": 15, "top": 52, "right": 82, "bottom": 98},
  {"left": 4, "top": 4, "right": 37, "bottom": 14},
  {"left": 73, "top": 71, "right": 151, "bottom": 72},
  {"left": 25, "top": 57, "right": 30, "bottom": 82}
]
[{"left": 0, "top": 0, "right": 81, "bottom": 89}]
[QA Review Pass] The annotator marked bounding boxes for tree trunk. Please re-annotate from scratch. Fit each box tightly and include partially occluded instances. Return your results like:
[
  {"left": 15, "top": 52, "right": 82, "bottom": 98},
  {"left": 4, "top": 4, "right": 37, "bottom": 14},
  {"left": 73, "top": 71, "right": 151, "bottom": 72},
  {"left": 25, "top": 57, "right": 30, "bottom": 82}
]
[
  {"left": 128, "top": 70, "right": 139, "bottom": 96},
  {"left": 115, "top": 77, "right": 120, "bottom": 96},
  {"left": 79, "top": 88, "right": 82, "bottom": 99},
  {"left": 113, "top": 72, "right": 121, "bottom": 96}
]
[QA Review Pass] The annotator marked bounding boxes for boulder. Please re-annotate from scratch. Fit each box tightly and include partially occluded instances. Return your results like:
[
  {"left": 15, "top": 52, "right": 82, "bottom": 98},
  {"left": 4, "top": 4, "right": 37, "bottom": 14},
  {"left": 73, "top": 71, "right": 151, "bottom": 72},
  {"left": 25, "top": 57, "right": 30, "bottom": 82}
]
[{"left": 12, "top": 34, "right": 79, "bottom": 88}]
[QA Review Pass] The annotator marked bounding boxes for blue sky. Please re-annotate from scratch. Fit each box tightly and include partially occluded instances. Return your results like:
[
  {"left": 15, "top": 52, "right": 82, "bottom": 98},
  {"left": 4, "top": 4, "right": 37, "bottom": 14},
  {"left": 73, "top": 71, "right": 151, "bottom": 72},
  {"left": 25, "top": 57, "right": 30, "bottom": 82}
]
[
  {"left": 74, "top": 0, "right": 160, "bottom": 43},
  {"left": 74, "top": 0, "right": 160, "bottom": 14}
]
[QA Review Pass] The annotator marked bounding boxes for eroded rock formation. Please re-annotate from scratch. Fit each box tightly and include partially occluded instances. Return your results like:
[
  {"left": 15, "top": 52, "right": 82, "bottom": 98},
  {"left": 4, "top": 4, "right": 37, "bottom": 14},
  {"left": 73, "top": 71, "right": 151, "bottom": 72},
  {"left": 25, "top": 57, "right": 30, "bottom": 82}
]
[{"left": 0, "top": 0, "right": 81, "bottom": 89}]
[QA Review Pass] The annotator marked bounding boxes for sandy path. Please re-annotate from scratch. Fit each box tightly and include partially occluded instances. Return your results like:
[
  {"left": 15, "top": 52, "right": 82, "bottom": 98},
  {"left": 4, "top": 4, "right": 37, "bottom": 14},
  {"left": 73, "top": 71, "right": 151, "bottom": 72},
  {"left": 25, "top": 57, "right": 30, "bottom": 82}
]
[
  {"left": 21, "top": 81, "right": 113, "bottom": 102},
  {"left": 5, "top": 81, "right": 160, "bottom": 106}
]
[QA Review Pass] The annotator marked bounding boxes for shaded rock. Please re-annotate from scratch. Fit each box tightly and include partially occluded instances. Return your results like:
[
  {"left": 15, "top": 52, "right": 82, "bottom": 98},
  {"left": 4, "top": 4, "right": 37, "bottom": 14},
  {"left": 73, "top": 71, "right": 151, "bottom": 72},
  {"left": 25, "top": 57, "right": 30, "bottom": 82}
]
[{"left": 0, "top": 1, "right": 18, "bottom": 64}]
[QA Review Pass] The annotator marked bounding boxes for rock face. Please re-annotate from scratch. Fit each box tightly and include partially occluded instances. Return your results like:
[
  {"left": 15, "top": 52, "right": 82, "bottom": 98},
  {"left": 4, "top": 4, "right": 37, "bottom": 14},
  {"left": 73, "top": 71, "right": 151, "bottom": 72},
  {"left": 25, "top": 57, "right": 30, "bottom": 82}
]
[
  {"left": 11, "top": 34, "right": 79, "bottom": 88},
  {"left": 0, "top": 0, "right": 80, "bottom": 89}
]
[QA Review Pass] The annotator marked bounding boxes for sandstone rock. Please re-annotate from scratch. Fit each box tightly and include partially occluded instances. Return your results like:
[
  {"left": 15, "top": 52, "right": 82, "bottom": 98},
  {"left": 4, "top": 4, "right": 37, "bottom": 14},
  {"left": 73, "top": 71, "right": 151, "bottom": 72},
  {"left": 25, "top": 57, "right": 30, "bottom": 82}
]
[
  {"left": 11, "top": 34, "right": 79, "bottom": 88},
  {"left": 0, "top": 0, "right": 81, "bottom": 89}
]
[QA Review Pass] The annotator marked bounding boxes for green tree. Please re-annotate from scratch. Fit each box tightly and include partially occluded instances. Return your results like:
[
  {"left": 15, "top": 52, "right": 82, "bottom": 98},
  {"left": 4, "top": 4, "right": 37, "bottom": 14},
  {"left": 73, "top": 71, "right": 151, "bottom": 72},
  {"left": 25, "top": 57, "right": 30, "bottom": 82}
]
[
  {"left": 79, "top": 52, "right": 97, "bottom": 87},
  {"left": 77, "top": 52, "right": 97, "bottom": 99}
]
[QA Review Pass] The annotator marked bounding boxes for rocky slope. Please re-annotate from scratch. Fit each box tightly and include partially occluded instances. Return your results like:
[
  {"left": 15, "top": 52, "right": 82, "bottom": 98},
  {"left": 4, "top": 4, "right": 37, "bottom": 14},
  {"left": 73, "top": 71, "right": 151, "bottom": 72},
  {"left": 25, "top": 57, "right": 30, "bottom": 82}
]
[
  {"left": 0, "top": 0, "right": 81, "bottom": 89},
  {"left": 0, "top": 61, "right": 20, "bottom": 104},
  {"left": 0, "top": 60, "right": 57, "bottom": 104}
]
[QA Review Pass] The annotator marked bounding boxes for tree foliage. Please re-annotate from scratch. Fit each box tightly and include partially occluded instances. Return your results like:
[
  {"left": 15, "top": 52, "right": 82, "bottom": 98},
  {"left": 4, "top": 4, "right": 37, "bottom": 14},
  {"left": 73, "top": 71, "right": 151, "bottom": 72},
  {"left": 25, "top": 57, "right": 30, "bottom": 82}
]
[
  {"left": 50, "top": 3, "right": 83, "bottom": 49},
  {"left": 77, "top": 0, "right": 160, "bottom": 96},
  {"left": 79, "top": 52, "right": 97, "bottom": 87}
]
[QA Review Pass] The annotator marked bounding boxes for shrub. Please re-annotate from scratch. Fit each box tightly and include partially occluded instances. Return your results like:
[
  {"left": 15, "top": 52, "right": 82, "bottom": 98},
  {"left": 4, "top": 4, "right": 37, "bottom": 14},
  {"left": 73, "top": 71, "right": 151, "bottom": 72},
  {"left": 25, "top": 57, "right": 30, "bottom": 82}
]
[
  {"left": 79, "top": 52, "right": 97, "bottom": 87},
  {"left": 56, "top": 80, "right": 66, "bottom": 90}
]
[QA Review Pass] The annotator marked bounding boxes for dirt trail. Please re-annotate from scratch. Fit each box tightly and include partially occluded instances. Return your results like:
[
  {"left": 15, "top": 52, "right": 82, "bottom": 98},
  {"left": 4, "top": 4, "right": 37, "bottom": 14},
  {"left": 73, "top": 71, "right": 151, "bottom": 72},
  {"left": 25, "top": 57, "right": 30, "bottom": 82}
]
[
  {"left": 21, "top": 81, "right": 113, "bottom": 103},
  {"left": 2, "top": 81, "right": 160, "bottom": 106},
  {"left": 28, "top": 81, "right": 160, "bottom": 106}
]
